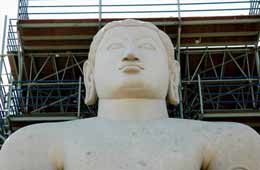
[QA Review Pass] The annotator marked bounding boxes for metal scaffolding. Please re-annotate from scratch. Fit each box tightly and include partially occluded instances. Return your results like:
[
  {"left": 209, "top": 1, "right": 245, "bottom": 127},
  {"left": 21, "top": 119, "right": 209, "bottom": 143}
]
[
  {"left": 0, "top": 15, "right": 10, "bottom": 146},
  {"left": 181, "top": 47, "right": 260, "bottom": 119},
  {"left": 250, "top": 0, "right": 260, "bottom": 14},
  {"left": 16, "top": 0, "right": 252, "bottom": 19}
]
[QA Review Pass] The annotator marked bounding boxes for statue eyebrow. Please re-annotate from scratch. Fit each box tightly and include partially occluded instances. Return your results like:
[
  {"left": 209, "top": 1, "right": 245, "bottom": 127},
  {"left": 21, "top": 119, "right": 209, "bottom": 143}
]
[
  {"left": 135, "top": 36, "right": 155, "bottom": 42},
  {"left": 106, "top": 42, "right": 124, "bottom": 50},
  {"left": 107, "top": 38, "right": 125, "bottom": 43},
  {"left": 104, "top": 39, "right": 125, "bottom": 49}
]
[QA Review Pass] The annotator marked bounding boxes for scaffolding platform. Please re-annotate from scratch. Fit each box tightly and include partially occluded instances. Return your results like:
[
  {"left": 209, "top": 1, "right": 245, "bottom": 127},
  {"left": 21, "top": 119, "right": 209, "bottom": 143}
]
[
  {"left": 8, "top": 113, "right": 78, "bottom": 131},
  {"left": 16, "top": 15, "right": 260, "bottom": 54}
]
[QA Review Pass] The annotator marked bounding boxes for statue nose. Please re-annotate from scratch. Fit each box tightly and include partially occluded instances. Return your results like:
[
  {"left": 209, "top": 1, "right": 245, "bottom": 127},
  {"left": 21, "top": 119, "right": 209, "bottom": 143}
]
[{"left": 122, "top": 53, "right": 140, "bottom": 62}]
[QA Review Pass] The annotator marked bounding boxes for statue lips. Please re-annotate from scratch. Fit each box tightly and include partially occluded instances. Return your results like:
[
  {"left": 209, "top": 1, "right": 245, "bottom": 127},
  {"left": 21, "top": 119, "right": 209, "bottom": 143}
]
[{"left": 118, "top": 63, "right": 144, "bottom": 74}]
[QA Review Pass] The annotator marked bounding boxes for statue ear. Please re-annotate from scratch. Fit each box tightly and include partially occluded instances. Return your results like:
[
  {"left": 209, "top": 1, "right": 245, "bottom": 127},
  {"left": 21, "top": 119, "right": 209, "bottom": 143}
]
[
  {"left": 83, "top": 60, "right": 97, "bottom": 105},
  {"left": 167, "top": 60, "right": 180, "bottom": 105}
]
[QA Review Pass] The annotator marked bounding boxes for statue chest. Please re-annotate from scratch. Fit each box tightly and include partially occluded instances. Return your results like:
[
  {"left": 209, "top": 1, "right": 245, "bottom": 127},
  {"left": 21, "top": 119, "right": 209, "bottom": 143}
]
[{"left": 63, "top": 127, "right": 204, "bottom": 170}]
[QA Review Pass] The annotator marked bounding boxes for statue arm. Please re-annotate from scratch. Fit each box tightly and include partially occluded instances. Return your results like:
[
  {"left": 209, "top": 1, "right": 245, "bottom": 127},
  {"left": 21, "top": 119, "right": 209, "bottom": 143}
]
[
  {"left": 0, "top": 124, "right": 62, "bottom": 170},
  {"left": 207, "top": 123, "right": 260, "bottom": 170}
]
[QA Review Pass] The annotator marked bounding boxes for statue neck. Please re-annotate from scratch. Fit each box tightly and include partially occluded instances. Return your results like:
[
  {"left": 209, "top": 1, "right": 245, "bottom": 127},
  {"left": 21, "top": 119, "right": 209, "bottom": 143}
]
[{"left": 98, "top": 99, "right": 169, "bottom": 120}]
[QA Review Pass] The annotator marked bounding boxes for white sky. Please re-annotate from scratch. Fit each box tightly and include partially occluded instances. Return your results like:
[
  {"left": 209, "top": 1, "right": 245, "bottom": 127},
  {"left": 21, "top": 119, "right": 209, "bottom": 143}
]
[
  {"left": 0, "top": 0, "right": 17, "bottom": 53},
  {"left": 0, "top": 0, "right": 17, "bottom": 83}
]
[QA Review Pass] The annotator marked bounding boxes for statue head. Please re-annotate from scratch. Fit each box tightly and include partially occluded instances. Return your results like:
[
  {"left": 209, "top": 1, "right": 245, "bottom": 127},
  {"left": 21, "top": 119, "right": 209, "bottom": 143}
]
[{"left": 83, "top": 19, "right": 180, "bottom": 105}]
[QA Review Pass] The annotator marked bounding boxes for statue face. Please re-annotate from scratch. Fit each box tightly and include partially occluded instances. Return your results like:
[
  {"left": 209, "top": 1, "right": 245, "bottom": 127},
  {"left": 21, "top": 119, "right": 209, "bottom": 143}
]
[{"left": 94, "top": 26, "right": 169, "bottom": 99}]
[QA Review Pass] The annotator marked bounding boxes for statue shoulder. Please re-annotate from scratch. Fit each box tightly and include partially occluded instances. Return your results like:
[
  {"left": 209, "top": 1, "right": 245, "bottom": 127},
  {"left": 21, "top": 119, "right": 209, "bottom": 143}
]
[
  {"left": 205, "top": 122, "right": 260, "bottom": 170},
  {"left": 209, "top": 122, "right": 260, "bottom": 144},
  {"left": 0, "top": 122, "right": 65, "bottom": 170}
]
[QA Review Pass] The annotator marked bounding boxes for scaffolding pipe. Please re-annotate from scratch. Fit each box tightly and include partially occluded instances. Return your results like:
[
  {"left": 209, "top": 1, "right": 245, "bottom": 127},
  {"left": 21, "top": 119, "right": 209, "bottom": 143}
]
[
  {"left": 198, "top": 75, "right": 204, "bottom": 116},
  {"left": 25, "top": 57, "right": 33, "bottom": 113},
  {"left": 177, "top": 19, "right": 184, "bottom": 118},
  {"left": 18, "top": 50, "right": 23, "bottom": 90},
  {"left": 177, "top": 0, "right": 181, "bottom": 19},
  {"left": 17, "top": 0, "right": 21, "bottom": 19},
  {"left": 0, "top": 15, "right": 8, "bottom": 81},
  {"left": 1, "top": 15, "right": 7, "bottom": 54},
  {"left": 0, "top": 134, "right": 5, "bottom": 141},
  {"left": 19, "top": 1, "right": 252, "bottom": 8},
  {"left": 17, "top": 13, "right": 23, "bottom": 91},
  {"left": 6, "top": 76, "right": 13, "bottom": 135},
  {"left": 31, "top": 92, "right": 79, "bottom": 113},
  {"left": 77, "top": 77, "right": 82, "bottom": 118},
  {"left": 98, "top": 0, "right": 102, "bottom": 29},
  {"left": 256, "top": 48, "right": 260, "bottom": 78}
]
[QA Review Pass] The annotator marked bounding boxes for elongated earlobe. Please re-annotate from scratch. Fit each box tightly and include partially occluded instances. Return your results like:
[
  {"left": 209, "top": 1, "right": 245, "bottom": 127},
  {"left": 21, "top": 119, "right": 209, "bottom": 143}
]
[
  {"left": 167, "top": 60, "right": 180, "bottom": 105},
  {"left": 83, "top": 60, "right": 97, "bottom": 105}
]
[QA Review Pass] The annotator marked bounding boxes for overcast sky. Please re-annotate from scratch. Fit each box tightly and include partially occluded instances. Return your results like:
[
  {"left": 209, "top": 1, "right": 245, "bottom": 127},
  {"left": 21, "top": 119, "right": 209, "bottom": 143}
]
[{"left": 0, "top": 0, "right": 18, "bottom": 53}]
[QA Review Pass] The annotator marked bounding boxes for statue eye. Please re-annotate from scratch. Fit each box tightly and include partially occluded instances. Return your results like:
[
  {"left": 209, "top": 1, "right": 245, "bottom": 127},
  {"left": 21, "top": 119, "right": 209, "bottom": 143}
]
[
  {"left": 138, "top": 43, "right": 155, "bottom": 50},
  {"left": 107, "top": 43, "right": 124, "bottom": 50}
]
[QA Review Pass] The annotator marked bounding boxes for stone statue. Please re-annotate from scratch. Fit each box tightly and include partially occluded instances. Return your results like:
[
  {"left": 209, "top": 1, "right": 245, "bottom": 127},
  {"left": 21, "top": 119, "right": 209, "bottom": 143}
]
[{"left": 0, "top": 19, "right": 260, "bottom": 170}]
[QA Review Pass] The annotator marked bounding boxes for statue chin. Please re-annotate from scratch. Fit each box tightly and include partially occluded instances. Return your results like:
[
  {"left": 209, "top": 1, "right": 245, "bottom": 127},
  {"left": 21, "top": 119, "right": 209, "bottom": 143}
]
[
  {"left": 96, "top": 75, "right": 168, "bottom": 99},
  {"left": 114, "top": 89, "right": 158, "bottom": 99},
  {"left": 110, "top": 83, "right": 164, "bottom": 99}
]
